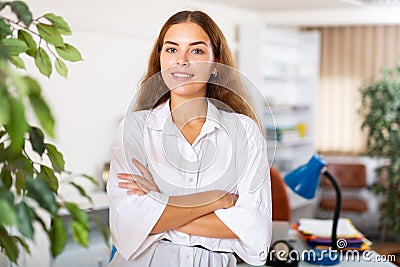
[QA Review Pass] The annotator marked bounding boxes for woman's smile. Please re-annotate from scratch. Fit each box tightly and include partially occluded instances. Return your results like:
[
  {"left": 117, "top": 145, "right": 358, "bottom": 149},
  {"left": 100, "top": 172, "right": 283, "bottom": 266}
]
[{"left": 171, "top": 71, "right": 194, "bottom": 81}]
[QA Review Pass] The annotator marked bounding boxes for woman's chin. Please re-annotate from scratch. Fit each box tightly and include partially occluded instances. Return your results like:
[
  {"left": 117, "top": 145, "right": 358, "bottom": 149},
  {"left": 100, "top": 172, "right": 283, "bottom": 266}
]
[{"left": 170, "top": 85, "right": 206, "bottom": 98}]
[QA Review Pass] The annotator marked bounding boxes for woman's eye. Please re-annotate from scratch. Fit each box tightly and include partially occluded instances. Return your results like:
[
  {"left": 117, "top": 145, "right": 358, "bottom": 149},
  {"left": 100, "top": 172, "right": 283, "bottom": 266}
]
[
  {"left": 166, "top": 47, "right": 177, "bottom": 53},
  {"left": 192, "top": 48, "right": 204, "bottom": 54}
]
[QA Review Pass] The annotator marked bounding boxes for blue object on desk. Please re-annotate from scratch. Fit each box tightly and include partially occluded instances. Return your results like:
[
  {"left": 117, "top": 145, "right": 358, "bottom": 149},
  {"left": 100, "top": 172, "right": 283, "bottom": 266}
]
[
  {"left": 304, "top": 248, "right": 340, "bottom": 266},
  {"left": 284, "top": 154, "right": 326, "bottom": 199},
  {"left": 109, "top": 245, "right": 117, "bottom": 262},
  {"left": 284, "top": 154, "right": 342, "bottom": 266}
]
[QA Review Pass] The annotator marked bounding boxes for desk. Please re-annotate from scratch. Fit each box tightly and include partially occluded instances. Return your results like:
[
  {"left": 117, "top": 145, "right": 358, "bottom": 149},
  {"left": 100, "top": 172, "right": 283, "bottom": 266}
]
[{"left": 238, "top": 229, "right": 397, "bottom": 267}]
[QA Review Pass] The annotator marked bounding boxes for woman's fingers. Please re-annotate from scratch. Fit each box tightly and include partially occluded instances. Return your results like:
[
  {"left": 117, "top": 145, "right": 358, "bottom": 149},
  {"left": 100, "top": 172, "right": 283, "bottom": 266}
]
[
  {"left": 132, "top": 175, "right": 156, "bottom": 191},
  {"left": 118, "top": 181, "right": 139, "bottom": 190},
  {"left": 117, "top": 173, "right": 151, "bottom": 189},
  {"left": 127, "top": 189, "right": 146, "bottom": 196},
  {"left": 117, "top": 160, "right": 160, "bottom": 193},
  {"left": 232, "top": 193, "right": 239, "bottom": 205},
  {"left": 132, "top": 158, "right": 153, "bottom": 180},
  {"left": 117, "top": 174, "right": 153, "bottom": 193},
  {"left": 117, "top": 173, "right": 135, "bottom": 181}
]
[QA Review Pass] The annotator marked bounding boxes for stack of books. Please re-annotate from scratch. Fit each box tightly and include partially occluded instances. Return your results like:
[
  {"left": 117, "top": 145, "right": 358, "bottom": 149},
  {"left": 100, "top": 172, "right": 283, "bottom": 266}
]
[
  {"left": 293, "top": 218, "right": 372, "bottom": 251},
  {"left": 266, "top": 127, "right": 300, "bottom": 142}
]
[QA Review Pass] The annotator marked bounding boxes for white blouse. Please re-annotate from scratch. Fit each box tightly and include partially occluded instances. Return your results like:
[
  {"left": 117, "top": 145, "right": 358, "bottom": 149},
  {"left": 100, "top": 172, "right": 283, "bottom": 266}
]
[{"left": 107, "top": 100, "right": 272, "bottom": 266}]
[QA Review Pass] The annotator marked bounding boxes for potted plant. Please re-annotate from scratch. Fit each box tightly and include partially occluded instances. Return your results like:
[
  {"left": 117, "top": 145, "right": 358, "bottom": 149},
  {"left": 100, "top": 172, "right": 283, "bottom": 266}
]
[
  {"left": 0, "top": 1, "right": 102, "bottom": 263},
  {"left": 359, "top": 61, "right": 400, "bottom": 241}
]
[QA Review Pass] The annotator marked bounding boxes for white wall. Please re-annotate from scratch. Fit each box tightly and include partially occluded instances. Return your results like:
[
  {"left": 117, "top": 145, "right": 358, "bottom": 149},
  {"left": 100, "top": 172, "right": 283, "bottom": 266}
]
[
  {"left": 260, "top": 6, "right": 400, "bottom": 26},
  {"left": 23, "top": 0, "right": 261, "bottom": 194}
]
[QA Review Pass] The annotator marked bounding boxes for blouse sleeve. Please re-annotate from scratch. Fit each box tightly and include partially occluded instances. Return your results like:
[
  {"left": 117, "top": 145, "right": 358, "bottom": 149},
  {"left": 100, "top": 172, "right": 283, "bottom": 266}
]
[
  {"left": 214, "top": 117, "right": 272, "bottom": 266},
  {"left": 107, "top": 114, "right": 169, "bottom": 260}
]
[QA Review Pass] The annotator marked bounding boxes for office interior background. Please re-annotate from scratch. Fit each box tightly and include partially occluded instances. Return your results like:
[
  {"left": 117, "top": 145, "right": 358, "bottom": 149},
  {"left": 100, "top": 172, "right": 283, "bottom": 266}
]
[{"left": 1, "top": 0, "right": 400, "bottom": 266}]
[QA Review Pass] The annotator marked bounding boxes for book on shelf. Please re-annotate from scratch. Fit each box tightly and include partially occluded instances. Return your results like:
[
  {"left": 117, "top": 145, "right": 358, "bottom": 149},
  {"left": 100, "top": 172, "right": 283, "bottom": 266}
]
[{"left": 266, "top": 127, "right": 301, "bottom": 142}]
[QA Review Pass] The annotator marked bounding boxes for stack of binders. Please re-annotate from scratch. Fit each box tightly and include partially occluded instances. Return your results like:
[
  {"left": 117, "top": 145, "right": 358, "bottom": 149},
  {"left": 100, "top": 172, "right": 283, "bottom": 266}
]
[{"left": 293, "top": 218, "right": 372, "bottom": 251}]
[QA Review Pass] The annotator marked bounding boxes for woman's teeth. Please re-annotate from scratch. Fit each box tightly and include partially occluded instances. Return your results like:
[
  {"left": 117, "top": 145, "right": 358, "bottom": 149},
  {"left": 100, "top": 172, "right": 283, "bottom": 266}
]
[{"left": 173, "top": 73, "right": 192, "bottom": 78}]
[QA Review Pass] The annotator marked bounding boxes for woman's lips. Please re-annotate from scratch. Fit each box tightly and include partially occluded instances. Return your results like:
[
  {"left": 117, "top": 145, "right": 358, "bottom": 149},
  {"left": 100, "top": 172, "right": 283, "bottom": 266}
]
[{"left": 171, "top": 72, "right": 194, "bottom": 81}]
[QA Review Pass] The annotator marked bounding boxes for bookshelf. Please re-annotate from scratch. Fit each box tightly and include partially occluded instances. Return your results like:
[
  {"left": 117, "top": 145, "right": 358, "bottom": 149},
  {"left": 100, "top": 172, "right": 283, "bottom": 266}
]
[{"left": 238, "top": 25, "right": 320, "bottom": 175}]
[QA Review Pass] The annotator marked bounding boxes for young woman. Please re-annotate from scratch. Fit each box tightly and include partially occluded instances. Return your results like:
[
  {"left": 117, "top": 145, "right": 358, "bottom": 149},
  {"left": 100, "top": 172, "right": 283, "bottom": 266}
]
[{"left": 107, "top": 10, "right": 272, "bottom": 266}]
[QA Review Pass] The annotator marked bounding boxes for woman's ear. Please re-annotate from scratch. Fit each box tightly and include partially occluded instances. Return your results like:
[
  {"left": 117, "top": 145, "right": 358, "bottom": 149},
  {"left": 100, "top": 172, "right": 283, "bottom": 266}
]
[{"left": 211, "top": 67, "right": 218, "bottom": 78}]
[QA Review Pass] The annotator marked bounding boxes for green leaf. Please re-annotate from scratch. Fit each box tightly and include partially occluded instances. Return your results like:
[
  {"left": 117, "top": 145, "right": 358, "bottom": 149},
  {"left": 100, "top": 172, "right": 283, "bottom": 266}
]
[
  {"left": 34, "top": 47, "right": 52, "bottom": 77},
  {"left": 9, "top": 55, "right": 25, "bottom": 69},
  {"left": 0, "top": 2, "right": 9, "bottom": 11},
  {"left": 33, "top": 211, "right": 47, "bottom": 232},
  {"left": 11, "top": 155, "right": 33, "bottom": 177},
  {"left": 45, "top": 143, "right": 65, "bottom": 173},
  {"left": 0, "top": 200, "right": 18, "bottom": 225},
  {"left": 15, "top": 171, "right": 25, "bottom": 194},
  {"left": 24, "top": 76, "right": 41, "bottom": 95},
  {"left": 0, "top": 129, "right": 6, "bottom": 139},
  {"left": 70, "top": 220, "right": 89, "bottom": 247},
  {"left": 55, "top": 58, "right": 68, "bottom": 78},
  {"left": 69, "top": 181, "right": 92, "bottom": 203},
  {"left": 18, "top": 30, "right": 36, "bottom": 57},
  {"left": 10, "top": 1, "right": 32, "bottom": 26},
  {"left": 15, "top": 202, "right": 35, "bottom": 239},
  {"left": 26, "top": 178, "right": 57, "bottom": 214},
  {"left": 11, "top": 71, "right": 29, "bottom": 97},
  {"left": 39, "top": 165, "right": 59, "bottom": 192},
  {"left": 1, "top": 38, "right": 28, "bottom": 55},
  {"left": 65, "top": 202, "right": 90, "bottom": 230},
  {"left": 36, "top": 23, "right": 64, "bottom": 47},
  {"left": 0, "top": 187, "right": 15, "bottom": 204},
  {"left": 14, "top": 235, "right": 31, "bottom": 254},
  {"left": 55, "top": 43, "right": 82, "bottom": 62},
  {"left": 29, "top": 127, "right": 45, "bottom": 156},
  {"left": 0, "top": 18, "right": 11, "bottom": 37},
  {"left": 82, "top": 174, "right": 99, "bottom": 186},
  {"left": 5, "top": 98, "right": 29, "bottom": 153},
  {"left": 0, "top": 227, "right": 19, "bottom": 263},
  {"left": 43, "top": 13, "right": 71, "bottom": 35},
  {"left": 29, "top": 92, "right": 55, "bottom": 138},
  {"left": 49, "top": 216, "right": 67, "bottom": 257},
  {"left": 9, "top": 56, "right": 25, "bottom": 69},
  {"left": 0, "top": 86, "right": 10, "bottom": 126},
  {"left": 0, "top": 168, "right": 12, "bottom": 189}
]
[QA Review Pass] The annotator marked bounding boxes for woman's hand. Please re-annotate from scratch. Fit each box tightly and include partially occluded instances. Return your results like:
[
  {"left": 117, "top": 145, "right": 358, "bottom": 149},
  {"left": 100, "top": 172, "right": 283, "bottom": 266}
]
[
  {"left": 221, "top": 192, "right": 238, "bottom": 209},
  {"left": 117, "top": 158, "right": 160, "bottom": 195}
]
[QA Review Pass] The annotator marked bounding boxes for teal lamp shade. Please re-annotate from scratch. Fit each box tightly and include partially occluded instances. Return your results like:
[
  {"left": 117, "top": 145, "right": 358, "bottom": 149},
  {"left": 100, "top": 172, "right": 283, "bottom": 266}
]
[{"left": 284, "top": 154, "right": 327, "bottom": 199}]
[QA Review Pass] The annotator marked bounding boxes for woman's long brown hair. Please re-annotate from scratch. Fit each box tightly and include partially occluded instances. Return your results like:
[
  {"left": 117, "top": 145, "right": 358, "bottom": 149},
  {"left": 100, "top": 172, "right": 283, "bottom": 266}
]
[{"left": 134, "top": 10, "right": 260, "bottom": 127}]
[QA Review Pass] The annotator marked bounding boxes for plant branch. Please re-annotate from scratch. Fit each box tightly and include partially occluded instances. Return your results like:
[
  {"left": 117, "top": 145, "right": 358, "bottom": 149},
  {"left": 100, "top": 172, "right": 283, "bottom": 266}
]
[
  {"left": 45, "top": 42, "right": 58, "bottom": 58},
  {"left": 0, "top": 16, "right": 40, "bottom": 37}
]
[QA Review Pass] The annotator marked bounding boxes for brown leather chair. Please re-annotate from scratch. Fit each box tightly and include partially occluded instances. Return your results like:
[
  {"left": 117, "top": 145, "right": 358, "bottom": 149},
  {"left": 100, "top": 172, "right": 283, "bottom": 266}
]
[
  {"left": 270, "top": 166, "right": 291, "bottom": 221},
  {"left": 319, "top": 162, "right": 368, "bottom": 214}
]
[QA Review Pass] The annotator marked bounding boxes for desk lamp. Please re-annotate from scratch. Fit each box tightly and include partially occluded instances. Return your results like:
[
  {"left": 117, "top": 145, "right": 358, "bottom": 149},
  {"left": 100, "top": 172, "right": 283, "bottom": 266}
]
[{"left": 284, "top": 154, "right": 342, "bottom": 265}]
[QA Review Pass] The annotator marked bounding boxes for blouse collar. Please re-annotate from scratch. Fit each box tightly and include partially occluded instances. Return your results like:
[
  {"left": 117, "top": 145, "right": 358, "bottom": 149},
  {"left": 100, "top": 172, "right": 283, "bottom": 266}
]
[{"left": 145, "top": 99, "right": 225, "bottom": 135}]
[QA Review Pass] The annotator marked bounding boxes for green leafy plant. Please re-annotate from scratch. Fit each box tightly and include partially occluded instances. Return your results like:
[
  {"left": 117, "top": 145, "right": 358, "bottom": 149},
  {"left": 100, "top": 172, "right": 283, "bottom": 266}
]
[
  {"left": 0, "top": 1, "right": 100, "bottom": 263},
  {"left": 359, "top": 62, "right": 400, "bottom": 240}
]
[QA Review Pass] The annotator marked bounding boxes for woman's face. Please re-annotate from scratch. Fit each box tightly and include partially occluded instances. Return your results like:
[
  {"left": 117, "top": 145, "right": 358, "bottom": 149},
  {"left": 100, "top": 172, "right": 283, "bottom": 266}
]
[{"left": 160, "top": 22, "right": 216, "bottom": 99}]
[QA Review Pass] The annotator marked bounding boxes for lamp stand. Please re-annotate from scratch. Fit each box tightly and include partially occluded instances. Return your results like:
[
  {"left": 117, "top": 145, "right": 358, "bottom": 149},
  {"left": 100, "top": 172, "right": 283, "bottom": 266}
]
[
  {"left": 305, "top": 169, "right": 343, "bottom": 266},
  {"left": 322, "top": 169, "right": 342, "bottom": 251}
]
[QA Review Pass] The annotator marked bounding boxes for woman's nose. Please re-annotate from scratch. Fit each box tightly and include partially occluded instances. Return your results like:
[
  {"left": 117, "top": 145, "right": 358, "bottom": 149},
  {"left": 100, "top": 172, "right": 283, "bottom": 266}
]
[{"left": 176, "top": 51, "right": 189, "bottom": 66}]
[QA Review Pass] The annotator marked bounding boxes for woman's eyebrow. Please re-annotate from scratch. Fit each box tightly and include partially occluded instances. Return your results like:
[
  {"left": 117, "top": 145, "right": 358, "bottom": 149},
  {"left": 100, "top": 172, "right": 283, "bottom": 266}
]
[{"left": 163, "top": 40, "right": 208, "bottom": 46}]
